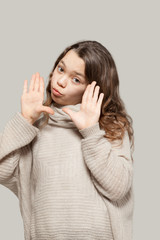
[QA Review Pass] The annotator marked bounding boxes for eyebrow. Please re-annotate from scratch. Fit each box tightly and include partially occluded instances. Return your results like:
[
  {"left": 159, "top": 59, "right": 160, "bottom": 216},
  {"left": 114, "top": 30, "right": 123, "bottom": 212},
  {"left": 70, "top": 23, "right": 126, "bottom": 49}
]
[{"left": 59, "top": 60, "right": 85, "bottom": 79}]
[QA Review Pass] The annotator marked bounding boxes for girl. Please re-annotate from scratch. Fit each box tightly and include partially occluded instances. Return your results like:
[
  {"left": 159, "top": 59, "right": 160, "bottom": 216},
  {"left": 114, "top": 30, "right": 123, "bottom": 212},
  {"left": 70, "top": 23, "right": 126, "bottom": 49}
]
[{"left": 0, "top": 40, "right": 134, "bottom": 240}]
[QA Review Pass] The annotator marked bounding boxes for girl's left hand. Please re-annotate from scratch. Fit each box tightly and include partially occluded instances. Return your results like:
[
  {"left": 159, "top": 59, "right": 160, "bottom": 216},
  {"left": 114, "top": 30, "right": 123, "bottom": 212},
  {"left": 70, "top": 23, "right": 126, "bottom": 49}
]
[{"left": 62, "top": 81, "right": 104, "bottom": 130}]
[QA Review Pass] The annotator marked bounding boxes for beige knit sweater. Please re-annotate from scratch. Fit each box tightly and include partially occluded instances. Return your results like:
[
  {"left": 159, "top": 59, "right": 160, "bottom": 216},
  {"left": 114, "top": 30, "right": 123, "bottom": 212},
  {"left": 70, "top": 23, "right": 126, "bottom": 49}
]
[{"left": 0, "top": 102, "right": 134, "bottom": 240}]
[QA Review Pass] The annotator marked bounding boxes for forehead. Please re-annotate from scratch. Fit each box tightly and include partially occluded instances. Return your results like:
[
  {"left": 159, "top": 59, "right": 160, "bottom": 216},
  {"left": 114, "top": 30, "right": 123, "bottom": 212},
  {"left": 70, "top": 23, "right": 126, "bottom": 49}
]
[{"left": 61, "top": 50, "right": 85, "bottom": 71}]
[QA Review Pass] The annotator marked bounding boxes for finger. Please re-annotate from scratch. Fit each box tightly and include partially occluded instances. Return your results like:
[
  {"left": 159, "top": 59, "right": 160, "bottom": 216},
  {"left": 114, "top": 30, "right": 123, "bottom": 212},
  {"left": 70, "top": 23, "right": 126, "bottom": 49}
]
[
  {"left": 92, "top": 85, "right": 100, "bottom": 104},
  {"left": 97, "top": 93, "right": 104, "bottom": 108},
  {"left": 34, "top": 72, "right": 40, "bottom": 91},
  {"left": 39, "top": 77, "right": 45, "bottom": 94},
  {"left": 23, "top": 79, "right": 28, "bottom": 94},
  {"left": 86, "top": 81, "right": 97, "bottom": 101},
  {"left": 39, "top": 106, "right": 55, "bottom": 115},
  {"left": 29, "top": 73, "right": 36, "bottom": 92},
  {"left": 62, "top": 108, "right": 75, "bottom": 120}
]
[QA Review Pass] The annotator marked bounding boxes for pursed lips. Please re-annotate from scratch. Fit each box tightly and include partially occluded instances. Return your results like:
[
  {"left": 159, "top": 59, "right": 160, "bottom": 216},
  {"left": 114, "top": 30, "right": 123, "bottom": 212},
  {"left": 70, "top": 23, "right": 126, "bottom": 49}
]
[{"left": 53, "top": 88, "right": 63, "bottom": 95}]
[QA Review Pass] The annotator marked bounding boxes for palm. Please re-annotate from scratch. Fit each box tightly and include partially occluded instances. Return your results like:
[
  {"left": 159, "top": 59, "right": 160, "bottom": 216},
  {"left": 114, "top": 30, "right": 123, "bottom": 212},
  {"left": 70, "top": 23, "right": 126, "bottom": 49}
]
[
  {"left": 70, "top": 107, "right": 99, "bottom": 130},
  {"left": 21, "top": 72, "right": 54, "bottom": 124},
  {"left": 62, "top": 81, "right": 104, "bottom": 130},
  {"left": 21, "top": 90, "right": 44, "bottom": 121}
]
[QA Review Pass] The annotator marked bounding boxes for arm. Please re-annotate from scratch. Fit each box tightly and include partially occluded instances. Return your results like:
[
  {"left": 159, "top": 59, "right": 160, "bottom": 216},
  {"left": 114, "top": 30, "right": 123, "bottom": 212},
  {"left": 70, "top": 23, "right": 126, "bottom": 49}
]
[
  {"left": 79, "top": 122, "right": 133, "bottom": 202},
  {"left": 0, "top": 112, "right": 39, "bottom": 185}
]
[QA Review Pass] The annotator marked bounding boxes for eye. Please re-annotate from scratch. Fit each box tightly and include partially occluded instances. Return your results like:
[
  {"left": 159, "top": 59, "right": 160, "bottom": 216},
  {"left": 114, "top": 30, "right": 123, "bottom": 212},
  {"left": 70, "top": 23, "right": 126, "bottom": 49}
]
[
  {"left": 57, "top": 65, "right": 63, "bottom": 72},
  {"left": 73, "top": 77, "right": 80, "bottom": 84}
]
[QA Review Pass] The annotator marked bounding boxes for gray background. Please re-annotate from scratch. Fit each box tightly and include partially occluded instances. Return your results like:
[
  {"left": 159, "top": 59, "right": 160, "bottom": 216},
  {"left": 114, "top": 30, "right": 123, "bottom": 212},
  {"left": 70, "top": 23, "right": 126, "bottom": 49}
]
[{"left": 0, "top": 0, "right": 159, "bottom": 239}]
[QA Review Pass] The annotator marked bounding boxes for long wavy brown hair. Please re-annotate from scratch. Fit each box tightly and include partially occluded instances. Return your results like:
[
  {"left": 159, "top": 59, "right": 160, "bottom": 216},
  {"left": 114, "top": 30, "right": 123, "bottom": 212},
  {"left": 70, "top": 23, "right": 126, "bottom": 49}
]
[{"left": 36, "top": 40, "right": 134, "bottom": 161}]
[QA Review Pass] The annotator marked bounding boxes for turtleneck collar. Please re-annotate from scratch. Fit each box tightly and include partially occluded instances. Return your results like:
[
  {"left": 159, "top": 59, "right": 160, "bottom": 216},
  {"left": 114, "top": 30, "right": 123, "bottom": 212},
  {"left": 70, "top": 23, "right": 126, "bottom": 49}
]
[{"left": 48, "top": 101, "right": 81, "bottom": 128}]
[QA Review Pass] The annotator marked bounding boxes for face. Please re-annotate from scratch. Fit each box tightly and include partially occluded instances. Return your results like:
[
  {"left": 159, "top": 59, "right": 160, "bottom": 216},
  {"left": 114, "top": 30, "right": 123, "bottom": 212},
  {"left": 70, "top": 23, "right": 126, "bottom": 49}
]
[{"left": 50, "top": 50, "right": 88, "bottom": 105}]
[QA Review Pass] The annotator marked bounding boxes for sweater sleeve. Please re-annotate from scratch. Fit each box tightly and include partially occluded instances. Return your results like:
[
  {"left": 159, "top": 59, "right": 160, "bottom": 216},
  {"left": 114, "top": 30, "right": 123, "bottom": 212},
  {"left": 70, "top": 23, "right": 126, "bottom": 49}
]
[
  {"left": 79, "top": 122, "right": 133, "bottom": 202},
  {"left": 0, "top": 112, "right": 40, "bottom": 188}
]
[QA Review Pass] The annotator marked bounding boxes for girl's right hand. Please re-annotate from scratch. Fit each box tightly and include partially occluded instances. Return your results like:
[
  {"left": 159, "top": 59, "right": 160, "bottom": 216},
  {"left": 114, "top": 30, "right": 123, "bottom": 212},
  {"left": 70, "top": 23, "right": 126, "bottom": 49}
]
[{"left": 21, "top": 72, "right": 54, "bottom": 125}]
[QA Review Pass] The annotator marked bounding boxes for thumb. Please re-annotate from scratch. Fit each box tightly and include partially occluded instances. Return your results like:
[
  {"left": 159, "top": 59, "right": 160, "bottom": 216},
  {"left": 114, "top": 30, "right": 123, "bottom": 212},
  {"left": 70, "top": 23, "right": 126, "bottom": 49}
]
[
  {"left": 40, "top": 106, "right": 55, "bottom": 115},
  {"left": 62, "top": 107, "right": 74, "bottom": 119}
]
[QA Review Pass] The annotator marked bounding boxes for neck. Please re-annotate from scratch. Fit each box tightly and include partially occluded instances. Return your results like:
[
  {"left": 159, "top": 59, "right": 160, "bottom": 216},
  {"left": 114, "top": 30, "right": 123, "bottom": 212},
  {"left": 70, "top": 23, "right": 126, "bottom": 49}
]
[
  {"left": 52, "top": 101, "right": 81, "bottom": 109},
  {"left": 48, "top": 101, "right": 81, "bottom": 128}
]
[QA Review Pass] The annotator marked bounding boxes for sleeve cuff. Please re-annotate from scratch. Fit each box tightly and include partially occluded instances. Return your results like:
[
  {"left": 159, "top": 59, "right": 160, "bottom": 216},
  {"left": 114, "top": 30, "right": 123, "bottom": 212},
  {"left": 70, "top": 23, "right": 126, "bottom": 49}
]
[
  {"left": 7, "top": 112, "right": 40, "bottom": 146},
  {"left": 16, "top": 111, "right": 40, "bottom": 131},
  {"left": 0, "top": 112, "right": 40, "bottom": 158},
  {"left": 78, "top": 122, "right": 105, "bottom": 138}
]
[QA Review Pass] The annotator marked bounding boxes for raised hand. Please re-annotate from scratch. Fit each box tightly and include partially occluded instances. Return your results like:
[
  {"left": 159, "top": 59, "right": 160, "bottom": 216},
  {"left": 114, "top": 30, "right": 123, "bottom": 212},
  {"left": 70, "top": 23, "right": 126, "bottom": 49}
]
[
  {"left": 21, "top": 72, "right": 54, "bottom": 124},
  {"left": 62, "top": 81, "right": 104, "bottom": 130}
]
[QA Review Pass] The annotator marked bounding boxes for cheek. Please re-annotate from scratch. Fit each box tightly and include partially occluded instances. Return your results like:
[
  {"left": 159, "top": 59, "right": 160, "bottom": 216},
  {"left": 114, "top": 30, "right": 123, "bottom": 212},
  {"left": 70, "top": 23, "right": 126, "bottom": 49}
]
[
  {"left": 51, "top": 73, "right": 56, "bottom": 83},
  {"left": 52, "top": 69, "right": 57, "bottom": 77},
  {"left": 76, "top": 88, "right": 86, "bottom": 98},
  {"left": 81, "top": 85, "right": 87, "bottom": 94}
]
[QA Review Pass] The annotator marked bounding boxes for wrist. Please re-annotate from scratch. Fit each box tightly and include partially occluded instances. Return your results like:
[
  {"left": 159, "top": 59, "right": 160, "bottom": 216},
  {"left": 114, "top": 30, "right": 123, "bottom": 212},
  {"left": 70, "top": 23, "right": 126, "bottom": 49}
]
[
  {"left": 79, "top": 122, "right": 102, "bottom": 138},
  {"left": 21, "top": 113, "right": 34, "bottom": 125}
]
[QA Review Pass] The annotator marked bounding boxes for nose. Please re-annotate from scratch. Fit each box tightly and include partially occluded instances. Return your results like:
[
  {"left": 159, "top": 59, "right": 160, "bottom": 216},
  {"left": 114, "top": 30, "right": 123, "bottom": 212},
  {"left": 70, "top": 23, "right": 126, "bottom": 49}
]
[{"left": 57, "top": 76, "right": 68, "bottom": 88}]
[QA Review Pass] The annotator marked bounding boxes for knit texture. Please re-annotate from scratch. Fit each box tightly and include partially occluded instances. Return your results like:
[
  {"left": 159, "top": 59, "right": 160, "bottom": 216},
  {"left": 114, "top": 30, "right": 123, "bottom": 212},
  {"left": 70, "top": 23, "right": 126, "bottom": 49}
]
[{"left": 0, "top": 102, "right": 134, "bottom": 240}]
